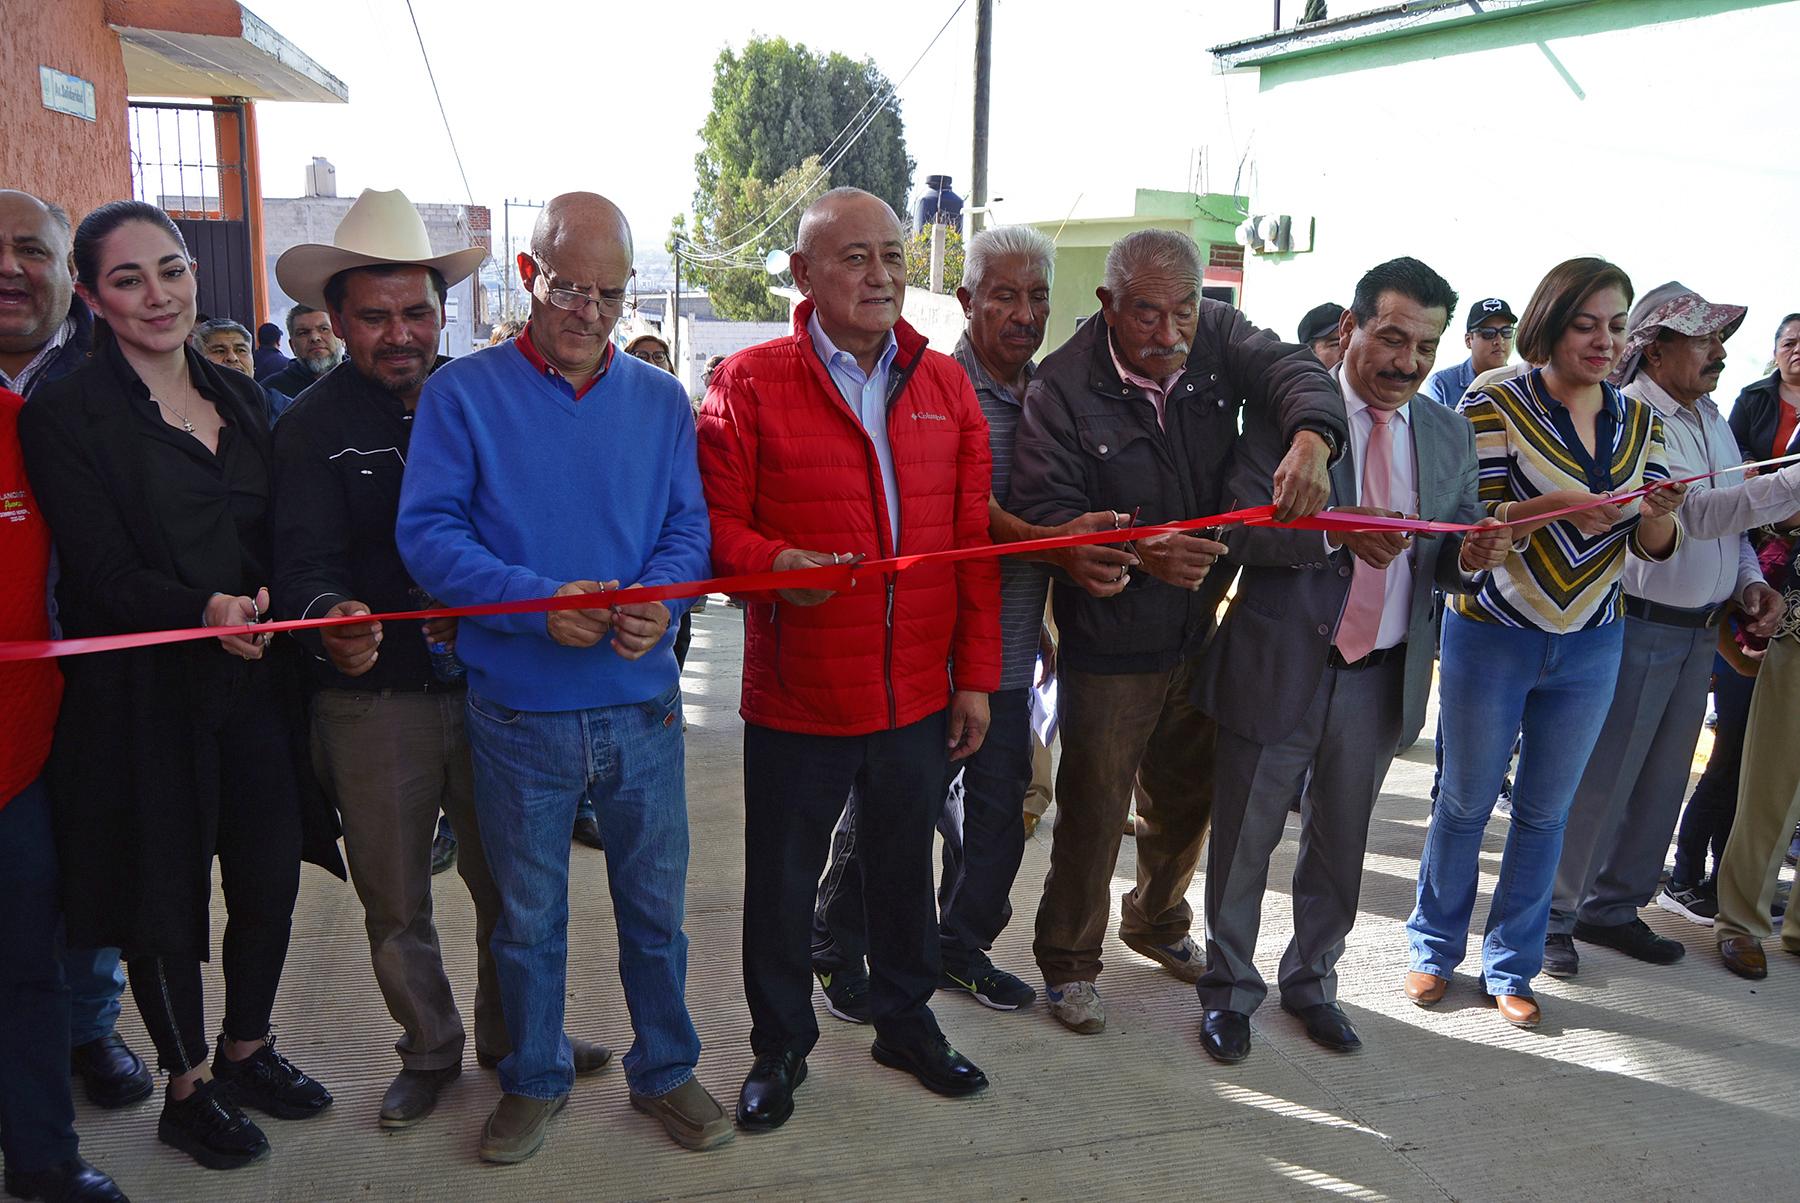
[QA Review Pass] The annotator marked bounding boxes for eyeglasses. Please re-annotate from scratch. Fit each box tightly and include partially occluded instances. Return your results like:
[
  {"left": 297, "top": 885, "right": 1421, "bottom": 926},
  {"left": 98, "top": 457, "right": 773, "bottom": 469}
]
[
  {"left": 529, "top": 255, "right": 628, "bottom": 317},
  {"left": 1472, "top": 326, "right": 1516, "bottom": 342}
]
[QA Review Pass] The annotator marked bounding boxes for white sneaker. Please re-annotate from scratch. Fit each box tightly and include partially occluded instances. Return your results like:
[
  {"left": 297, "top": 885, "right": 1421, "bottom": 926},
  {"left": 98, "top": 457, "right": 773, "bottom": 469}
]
[
  {"left": 1119, "top": 931, "right": 1207, "bottom": 983},
  {"left": 1045, "top": 980, "right": 1105, "bottom": 1034}
]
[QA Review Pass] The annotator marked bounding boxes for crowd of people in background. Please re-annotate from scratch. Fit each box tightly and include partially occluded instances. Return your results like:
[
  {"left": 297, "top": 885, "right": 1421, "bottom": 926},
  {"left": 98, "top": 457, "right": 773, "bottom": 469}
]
[{"left": 3, "top": 175, "right": 1799, "bottom": 1203}]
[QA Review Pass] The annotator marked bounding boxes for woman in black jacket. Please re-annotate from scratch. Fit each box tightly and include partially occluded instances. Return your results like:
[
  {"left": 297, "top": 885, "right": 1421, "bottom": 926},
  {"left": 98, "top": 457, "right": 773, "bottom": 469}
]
[
  {"left": 1727, "top": 312, "right": 1800, "bottom": 461},
  {"left": 20, "top": 202, "right": 345, "bottom": 1173}
]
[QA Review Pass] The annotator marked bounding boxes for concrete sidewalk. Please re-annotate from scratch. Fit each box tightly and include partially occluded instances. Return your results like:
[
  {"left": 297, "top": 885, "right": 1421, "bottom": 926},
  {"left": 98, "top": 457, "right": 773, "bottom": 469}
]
[{"left": 73, "top": 606, "right": 1800, "bottom": 1201}]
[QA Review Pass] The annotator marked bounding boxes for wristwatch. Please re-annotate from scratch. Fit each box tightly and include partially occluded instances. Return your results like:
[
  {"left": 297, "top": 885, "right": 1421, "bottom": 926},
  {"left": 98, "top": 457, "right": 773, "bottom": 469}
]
[{"left": 1301, "top": 424, "right": 1342, "bottom": 462}]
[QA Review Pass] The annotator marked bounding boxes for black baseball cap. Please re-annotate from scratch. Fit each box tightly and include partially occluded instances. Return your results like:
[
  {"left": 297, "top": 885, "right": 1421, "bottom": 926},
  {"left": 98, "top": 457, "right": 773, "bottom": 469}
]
[
  {"left": 1466, "top": 297, "right": 1516, "bottom": 330},
  {"left": 1297, "top": 302, "right": 1345, "bottom": 346}
]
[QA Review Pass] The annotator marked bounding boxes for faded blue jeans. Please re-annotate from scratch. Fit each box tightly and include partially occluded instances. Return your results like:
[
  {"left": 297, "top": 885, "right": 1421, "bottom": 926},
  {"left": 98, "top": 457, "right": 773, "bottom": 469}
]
[
  {"left": 1407, "top": 611, "right": 1622, "bottom": 996},
  {"left": 465, "top": 683, "right": 700, "bottom": 1100}
]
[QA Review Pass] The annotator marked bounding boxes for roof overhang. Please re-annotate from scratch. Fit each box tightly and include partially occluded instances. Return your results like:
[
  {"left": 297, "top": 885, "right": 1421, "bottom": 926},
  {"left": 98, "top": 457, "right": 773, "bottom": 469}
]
[
  {"left": 1208, "top": 0, "right": 1595, "bottom": 71},
  {"left": 111, "top": 2, "right": 347, "bottom": 103}
]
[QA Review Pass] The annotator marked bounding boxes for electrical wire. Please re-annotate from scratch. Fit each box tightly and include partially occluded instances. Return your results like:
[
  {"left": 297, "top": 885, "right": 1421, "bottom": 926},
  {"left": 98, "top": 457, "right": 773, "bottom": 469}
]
[
  {"left": 682, "top": 0, "right": 971, "bottom": 264},
  {"left": 403, "top": 0, "right": 477, "bottom": 208}
]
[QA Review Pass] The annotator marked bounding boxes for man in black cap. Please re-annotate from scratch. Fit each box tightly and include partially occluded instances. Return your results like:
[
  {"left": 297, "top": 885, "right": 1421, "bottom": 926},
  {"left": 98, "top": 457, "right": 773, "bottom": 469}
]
[
  {"left": 1424, "top": 297, "right": 1515, "bottom": 406},
  {"left": 1297, "top": 302, "right": 1345, "bottom": 369}
]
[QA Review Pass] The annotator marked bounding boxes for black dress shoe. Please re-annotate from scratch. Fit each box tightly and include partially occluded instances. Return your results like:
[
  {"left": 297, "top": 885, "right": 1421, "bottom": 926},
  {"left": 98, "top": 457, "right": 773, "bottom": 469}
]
[
  {"left": 3, "top": 1156, "right": 130, "bottom": 1202},
  {"left": 1199, "top": 1009, "right": 1251, "bottom": 1064},
  {"left": 379, "top": 1065, "right": 461, "bottom": 1130},
  {"left": 429, "top": 830, "right": 457, "bottom": 875},
  {"left": 210, "top": 1034, "right": 332, "bottom": 1120},
  {"left": 1281, "top": 1000, "right": 1362, "bottom": 1052},
  {"left": 736, "top": 1051, "right": 807, "bottom": 1131},
  {"left": 869, "top": 1037, "right": 988, "bottom": 1098},
  {"left": 572, "top": 815, "right": 605, "bottom": 850},
  {"left": 70, "top": 1033, "right": 152, "bottom": 1109}
]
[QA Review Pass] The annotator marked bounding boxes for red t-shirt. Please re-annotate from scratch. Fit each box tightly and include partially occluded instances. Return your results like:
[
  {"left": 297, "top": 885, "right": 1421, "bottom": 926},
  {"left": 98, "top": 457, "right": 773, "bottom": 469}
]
[{"left": 0, "top": 388, "right": 63, "bottom": 807}]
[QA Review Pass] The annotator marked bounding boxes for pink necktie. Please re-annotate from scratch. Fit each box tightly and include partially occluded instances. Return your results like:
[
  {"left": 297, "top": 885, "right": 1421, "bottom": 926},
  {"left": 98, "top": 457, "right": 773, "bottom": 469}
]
[{"left": 1335, "top": 408, "right": 1393, "bottom": 663}]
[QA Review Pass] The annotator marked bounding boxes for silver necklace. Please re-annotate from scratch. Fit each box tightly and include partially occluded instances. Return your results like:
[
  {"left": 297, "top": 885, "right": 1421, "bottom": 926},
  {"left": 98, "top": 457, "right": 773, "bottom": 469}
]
[{"left": 151, "top": 393, "right": 196, "bottom": 433}]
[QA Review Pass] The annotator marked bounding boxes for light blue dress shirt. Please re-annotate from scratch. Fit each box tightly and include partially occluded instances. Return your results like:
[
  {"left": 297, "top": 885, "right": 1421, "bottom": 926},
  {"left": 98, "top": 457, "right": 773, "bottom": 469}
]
[{"left": 808, "top": 311, "right": 902, "bottom": 548}]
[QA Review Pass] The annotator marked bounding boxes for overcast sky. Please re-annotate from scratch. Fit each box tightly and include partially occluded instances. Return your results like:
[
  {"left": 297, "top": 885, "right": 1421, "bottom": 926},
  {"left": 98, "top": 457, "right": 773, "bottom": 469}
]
[{"left": 243, "top": 0, "right": 1278, "bottom": 270}]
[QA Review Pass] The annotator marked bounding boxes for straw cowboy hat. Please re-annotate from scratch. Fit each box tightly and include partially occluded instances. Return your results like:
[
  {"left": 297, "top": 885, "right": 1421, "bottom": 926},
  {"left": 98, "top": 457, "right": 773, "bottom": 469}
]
[{"left": 275, "top": 187, "right": 487, "bottom": 310}]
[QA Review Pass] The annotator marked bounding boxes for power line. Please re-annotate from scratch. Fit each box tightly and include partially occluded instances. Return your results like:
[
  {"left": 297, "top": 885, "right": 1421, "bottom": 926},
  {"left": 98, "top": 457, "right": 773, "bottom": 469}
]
[
  {"left": 403, "top": 0, "right": 476, "bottom": 208},
  {"left": 683, "top": 0, "right": 971, "bottom": 264}
]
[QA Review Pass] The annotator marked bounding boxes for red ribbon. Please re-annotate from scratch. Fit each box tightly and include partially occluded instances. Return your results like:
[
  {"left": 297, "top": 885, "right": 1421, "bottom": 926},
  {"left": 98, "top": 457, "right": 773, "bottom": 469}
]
[{"left": 5, "top": 452, "right": 1794, "bottom": 663}]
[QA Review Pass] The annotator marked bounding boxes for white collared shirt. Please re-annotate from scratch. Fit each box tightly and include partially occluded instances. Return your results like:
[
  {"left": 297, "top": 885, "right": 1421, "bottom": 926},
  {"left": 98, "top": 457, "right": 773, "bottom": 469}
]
[
  {"left": 1623, "top": 374, "right": 1800, "bottom": 608},
  {"left": 808, "top": 311, "right": 901, "bottom": 547},
  {"left": 1336, "top": 371, "right": 1418, "bottom": 650}
]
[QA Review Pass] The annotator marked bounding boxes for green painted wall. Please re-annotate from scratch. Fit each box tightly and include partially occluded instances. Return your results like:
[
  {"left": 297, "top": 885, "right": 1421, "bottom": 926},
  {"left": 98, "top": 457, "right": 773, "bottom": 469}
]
[
  {"left": 1028, "top": 189, "right": 1247, "bottom": 355},
  {"left": 1253, "top": 0, "right": 1791, "bottom": 86}
]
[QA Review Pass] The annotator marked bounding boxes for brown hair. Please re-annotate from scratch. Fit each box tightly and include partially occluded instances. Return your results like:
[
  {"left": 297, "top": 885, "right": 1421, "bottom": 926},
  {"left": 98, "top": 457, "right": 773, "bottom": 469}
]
[{"left": 1514, "top": 257, "right": 1634, "bottom": 366}]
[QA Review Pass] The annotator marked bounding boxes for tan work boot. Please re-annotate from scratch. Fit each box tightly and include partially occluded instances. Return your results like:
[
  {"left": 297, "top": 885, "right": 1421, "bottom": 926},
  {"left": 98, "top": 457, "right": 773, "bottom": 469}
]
[
  {"left": 629, "top": 1077, "right": 734, "bottom": 1151},
  {"left": 478, "top": 1093, "right": 566, "bottom": 1164}
]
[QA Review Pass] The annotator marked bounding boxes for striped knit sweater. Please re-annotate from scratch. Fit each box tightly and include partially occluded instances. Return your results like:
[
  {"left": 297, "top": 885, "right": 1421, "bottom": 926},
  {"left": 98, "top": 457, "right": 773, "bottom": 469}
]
[{"left": 1453, "top": 368, "right": 1676, "bottom": 633}]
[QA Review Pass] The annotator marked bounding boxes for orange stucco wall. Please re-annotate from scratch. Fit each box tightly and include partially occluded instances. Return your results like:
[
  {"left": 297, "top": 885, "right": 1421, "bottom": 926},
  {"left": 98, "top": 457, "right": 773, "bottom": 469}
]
[{"left": 0, "top": 0, "right": 132, "bottom": 222}]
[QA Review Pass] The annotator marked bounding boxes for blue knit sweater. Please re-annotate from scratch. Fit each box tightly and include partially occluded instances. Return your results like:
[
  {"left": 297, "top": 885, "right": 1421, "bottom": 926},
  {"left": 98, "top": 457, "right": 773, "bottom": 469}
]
[{"left": 397, "top": 342, "right": 710, "bottom": 711}]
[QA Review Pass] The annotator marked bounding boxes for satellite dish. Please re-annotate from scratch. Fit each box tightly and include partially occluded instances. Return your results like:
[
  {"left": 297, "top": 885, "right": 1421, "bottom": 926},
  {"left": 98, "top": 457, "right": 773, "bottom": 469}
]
[{"left": 764, "top": 248, "right": 791, "bottom": 276}]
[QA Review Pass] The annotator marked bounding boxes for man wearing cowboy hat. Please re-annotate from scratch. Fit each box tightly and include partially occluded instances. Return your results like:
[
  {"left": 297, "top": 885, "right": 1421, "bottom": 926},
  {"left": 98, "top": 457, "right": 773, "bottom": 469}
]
[
  {"left": 1545, "top": 282, "right": 1800, "bottom": 979},
  {"left": 271, "top": 188, "right": 612, "bottom": 1133},
  {"left": 397, "top": 192, "right": 729, "bottom": 1161}
]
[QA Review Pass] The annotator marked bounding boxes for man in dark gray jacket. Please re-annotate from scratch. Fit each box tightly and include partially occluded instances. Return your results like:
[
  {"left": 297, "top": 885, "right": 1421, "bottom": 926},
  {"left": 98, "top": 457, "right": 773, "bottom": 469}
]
[
  {"left": 1192, "top": 257, "right": 1509, "bottom": 1064},
  {"left": 1010, "top": 228, "right": 1346, "bottom": 1035}
]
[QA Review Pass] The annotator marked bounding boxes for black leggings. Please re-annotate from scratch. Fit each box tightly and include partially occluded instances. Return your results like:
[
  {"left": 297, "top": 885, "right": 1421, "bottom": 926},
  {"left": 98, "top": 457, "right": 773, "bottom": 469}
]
[{"left": 127, "top": 685, "right": 303, "bottom": 1073}]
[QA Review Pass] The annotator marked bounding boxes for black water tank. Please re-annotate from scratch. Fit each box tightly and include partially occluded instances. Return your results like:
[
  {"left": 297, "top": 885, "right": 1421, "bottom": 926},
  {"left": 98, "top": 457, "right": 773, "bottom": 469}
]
[{"left": 915, "top": 174, "right": 963, "bottom": 233}]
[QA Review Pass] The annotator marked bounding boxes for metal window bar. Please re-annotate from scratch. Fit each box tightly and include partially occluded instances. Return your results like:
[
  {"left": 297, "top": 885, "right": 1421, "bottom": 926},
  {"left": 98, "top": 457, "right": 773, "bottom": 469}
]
[{"left": 126, "top": 101, "right": 249, "bottom": 222}]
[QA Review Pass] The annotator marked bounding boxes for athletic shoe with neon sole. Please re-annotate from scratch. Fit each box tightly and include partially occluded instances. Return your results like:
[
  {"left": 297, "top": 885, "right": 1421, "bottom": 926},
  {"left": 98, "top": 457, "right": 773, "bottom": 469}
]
[
  {"left": 814, "top": 965, "right": 871, "bottom": 1025},
  {"left": 939, "top": 962, "right": 1036, "bottom": 1011}
]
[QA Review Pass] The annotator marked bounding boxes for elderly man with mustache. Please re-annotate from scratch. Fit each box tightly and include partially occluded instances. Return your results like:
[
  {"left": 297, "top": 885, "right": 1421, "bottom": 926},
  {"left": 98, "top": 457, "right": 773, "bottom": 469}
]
[
  {"left": 1009, "top": 228, "right": 1347, "bottom": 1035},
  {"left": 1546, "top": 283, "right": 1800, "bottom": 980}
]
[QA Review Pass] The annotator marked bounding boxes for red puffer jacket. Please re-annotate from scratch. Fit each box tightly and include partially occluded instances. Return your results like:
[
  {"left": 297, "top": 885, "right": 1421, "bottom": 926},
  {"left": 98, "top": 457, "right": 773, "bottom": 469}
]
[{"left": 698, "top": 302, "right": 1000, "bottom": 736}]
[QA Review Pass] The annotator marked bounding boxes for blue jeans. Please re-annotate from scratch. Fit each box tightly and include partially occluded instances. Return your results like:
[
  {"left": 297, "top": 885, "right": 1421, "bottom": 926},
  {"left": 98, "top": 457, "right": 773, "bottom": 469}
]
[
  {"left": 0, "top": 779, "right": 80, "bottom": 1174},
  {"left": 64, "top": 946, "right": 124, "bottom": 1047},
  {"left": 465, "top": 684, "right": 699, "bottom": 1099},
  {"left": 1407, "top": 611, "right": 1622, "bottom": 996}
]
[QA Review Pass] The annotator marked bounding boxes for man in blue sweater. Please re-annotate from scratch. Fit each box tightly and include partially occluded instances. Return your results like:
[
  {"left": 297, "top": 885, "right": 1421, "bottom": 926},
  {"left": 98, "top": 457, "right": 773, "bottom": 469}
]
[{"left": 397, "top": 192, "right": 730, "bottom": 1162}]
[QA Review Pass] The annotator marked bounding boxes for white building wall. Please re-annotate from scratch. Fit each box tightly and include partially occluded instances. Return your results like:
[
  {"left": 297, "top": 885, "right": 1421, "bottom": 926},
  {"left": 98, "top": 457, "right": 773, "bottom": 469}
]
[{"left": 1230, "top": 3, "right": 1800, "bottom": 408}]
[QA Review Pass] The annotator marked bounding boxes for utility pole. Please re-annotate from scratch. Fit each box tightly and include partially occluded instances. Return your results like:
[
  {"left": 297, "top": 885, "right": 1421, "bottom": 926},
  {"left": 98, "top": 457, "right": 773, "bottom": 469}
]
[
  {"left": 970, "top": 0, "right": 992, "bottom": 235},
  {"left": 671, "top": 237, "right": 682, "bottom": 379}
]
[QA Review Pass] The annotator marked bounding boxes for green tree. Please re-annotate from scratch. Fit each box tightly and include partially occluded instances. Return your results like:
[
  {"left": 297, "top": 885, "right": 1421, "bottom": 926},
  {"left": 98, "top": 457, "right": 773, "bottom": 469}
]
[
  {"left": 905, "top": 224, "right": 964, "bottom": 292},
  {"left": 676, "top": 36, "right": 914, "bottom": 320}
]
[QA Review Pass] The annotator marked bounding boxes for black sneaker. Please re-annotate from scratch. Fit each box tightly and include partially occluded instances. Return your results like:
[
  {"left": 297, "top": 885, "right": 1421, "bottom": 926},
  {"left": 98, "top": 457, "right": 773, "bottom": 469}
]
[
  {"left": 814, "top": 965, "right": 871, "bottom": 1025},
  {"left": 939, "top": 962, "right": 1037, "bottom": 1011},
  {"left": 1542, "top": 933, "right": 1579, "bottom": 977},
  {"left": 211, "top": 1034, "right": 333, "bottom": 1120},
  {"left": 158, "top": 1077, "right": 269, "bottom": 1170},
  {"left": 1573, "top": 917, "right": 1686, "bottom": 964},
  {"left": 1657, "top": 882, "right": 1718, "bottom": 927}
]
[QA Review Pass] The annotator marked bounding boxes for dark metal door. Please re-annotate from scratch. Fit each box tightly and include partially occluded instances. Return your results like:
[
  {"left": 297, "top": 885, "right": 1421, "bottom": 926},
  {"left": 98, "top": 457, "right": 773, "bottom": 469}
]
[{"left": 173, "top": 218, "right": 254, "bottom": 325}]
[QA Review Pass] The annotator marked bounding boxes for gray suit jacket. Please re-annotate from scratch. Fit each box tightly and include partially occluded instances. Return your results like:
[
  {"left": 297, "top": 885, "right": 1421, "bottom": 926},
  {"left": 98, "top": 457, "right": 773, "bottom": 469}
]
[{"left": 1195, "top": 377, "right": 1484, "bottom": 752}]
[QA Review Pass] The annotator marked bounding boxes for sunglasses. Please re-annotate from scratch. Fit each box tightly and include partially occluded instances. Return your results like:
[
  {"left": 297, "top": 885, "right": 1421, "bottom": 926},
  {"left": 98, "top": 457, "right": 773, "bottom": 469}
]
[{"left": 1472, "top": 326, "right": 1516, "bottom": 342}]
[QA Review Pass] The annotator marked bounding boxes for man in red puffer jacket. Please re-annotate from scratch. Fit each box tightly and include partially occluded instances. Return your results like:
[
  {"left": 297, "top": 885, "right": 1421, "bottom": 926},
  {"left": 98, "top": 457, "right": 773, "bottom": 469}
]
[{"left": 698, "top": 188, "right": 1000, "bottom": 1132}]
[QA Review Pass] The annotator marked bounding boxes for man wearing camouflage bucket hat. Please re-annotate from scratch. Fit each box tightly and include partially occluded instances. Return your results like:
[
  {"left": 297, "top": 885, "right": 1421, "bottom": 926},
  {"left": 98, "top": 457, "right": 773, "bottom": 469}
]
[{"left": 1545, "top": 282, "right": 1800, "bottom": 980}]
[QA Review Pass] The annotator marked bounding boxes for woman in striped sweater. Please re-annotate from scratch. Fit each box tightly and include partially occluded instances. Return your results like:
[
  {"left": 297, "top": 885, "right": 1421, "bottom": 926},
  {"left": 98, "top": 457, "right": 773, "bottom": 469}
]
[{"left": 1403, "top": 258, "right": 1685, "bottom": 1028}]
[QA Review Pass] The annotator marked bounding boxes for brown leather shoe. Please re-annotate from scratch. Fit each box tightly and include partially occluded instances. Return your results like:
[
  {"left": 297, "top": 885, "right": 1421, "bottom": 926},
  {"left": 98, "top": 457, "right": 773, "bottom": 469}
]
[
  {"left": 630, "top": 1077, "right": 734, "bottom": 1151},
  {"left": 1718, "top": 935, "right": 1768, "bottom": 980},
  {"left": 1403, "top": 972, "right": 1448, "bottom": 1007},
  {"left": 1488, "top": 993, "right": 1540, "bottom": 1028},
  {"left": 478, "top": 1093, "right": 566, "bottom": 1164}
]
